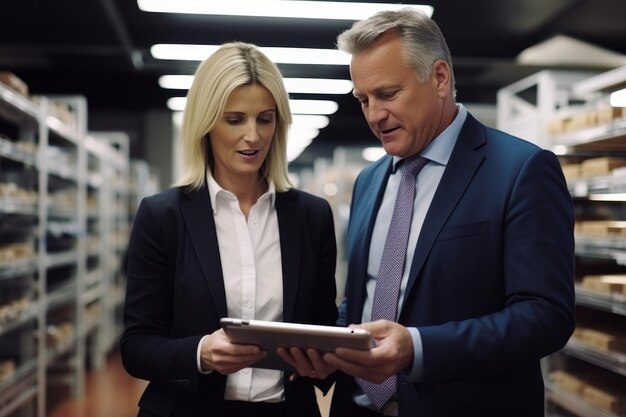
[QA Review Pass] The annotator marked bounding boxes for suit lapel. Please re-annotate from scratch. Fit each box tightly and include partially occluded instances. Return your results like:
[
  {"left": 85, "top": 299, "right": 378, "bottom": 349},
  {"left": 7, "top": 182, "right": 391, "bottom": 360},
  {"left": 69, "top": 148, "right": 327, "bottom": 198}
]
[
  {"left": 402, "top": 115, "right": 486, "bottom": 313},
  {"left": 180, "top": 185, "right": 228, "bottom": 318},
  {"left": 275, "top": 191, "right": 301, "bottom": 322}
]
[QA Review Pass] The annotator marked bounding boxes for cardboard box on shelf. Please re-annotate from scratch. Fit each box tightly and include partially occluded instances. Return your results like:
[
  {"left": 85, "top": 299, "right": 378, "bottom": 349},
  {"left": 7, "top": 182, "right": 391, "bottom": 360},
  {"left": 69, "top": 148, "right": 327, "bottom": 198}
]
[
  {"left": 0, "top": 71, "right": 29, "bottom": 97},
  {"left": 580, "top": 157, "right": 626, "bottom": 177},
  {"left": 581, "top": 274, "right": 626, "bottom": 294},
  {"left": 577, "top": 220, "right": 626, "bottom": 237},
  {"left": 583, "top": 383, "right": 626, "bottom": 415},
  {"left": 579, "top": 327, "right": 626, "bottom": 353},
  {"left": 560, "top": 163, "right": 581, "bottom": 181},
  {"left": 595, "top": 106, "right": 624, "bottom": 125}
]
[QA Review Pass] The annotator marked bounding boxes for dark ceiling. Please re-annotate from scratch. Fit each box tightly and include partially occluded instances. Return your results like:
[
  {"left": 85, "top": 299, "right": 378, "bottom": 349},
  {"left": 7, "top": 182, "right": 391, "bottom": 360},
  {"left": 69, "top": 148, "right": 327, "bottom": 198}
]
[{"left": 1, "top": 0, "right": 626, "bottom": 166}]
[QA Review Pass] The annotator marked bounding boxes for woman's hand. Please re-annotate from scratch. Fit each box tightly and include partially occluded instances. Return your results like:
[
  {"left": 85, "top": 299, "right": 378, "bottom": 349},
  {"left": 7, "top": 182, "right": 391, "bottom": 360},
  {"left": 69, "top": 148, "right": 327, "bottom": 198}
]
[
  {"left": 200, "top": 329, "right": 267, "bottom": 375},
  {"left": 277, "top": 346, "right": 336, "bottom": 381}
]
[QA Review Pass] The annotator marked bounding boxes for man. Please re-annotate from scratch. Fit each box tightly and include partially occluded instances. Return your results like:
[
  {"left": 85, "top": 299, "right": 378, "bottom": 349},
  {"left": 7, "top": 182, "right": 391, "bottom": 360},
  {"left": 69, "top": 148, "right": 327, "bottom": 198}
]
[{"left": 321, "top": 8, "right": 575, "bottom": 417}]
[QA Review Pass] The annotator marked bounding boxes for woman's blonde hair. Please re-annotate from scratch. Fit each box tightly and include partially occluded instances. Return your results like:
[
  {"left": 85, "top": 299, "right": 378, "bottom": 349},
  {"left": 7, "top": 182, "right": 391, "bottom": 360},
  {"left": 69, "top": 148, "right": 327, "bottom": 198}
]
[{"left": 175, "top": 42, "right": 293, "bottom": 191}]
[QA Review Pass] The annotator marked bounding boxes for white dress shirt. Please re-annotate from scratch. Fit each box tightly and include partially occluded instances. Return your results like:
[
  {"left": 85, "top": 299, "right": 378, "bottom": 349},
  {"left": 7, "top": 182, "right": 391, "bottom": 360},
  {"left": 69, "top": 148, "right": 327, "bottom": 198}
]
[{"left": 197, "top": 171, "right": 285, "bottom": 403}]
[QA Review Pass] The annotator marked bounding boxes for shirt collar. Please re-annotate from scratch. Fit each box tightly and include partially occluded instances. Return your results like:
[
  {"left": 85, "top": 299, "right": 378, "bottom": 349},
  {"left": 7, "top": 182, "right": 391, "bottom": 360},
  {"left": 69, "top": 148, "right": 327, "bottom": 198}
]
[
  {"left": 206, "top": 170, "right": 276, "bottom": 214},
  {"left": 392, "top": 103, "right": 468, "bottom": 172}
]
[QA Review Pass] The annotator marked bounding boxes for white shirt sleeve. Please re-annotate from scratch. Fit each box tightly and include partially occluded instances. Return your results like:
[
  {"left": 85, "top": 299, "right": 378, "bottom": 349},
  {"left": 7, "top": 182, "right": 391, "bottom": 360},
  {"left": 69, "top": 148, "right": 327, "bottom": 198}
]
[{"left": 197, "top": 335, "right": 213, "bottom": 374}]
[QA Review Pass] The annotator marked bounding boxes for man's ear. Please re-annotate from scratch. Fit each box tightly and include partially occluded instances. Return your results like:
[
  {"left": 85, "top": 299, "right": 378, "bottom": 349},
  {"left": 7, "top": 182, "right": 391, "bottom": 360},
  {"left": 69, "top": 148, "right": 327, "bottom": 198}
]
[{"left": 432, "top": 59, "right": 451, "bottom": 98}]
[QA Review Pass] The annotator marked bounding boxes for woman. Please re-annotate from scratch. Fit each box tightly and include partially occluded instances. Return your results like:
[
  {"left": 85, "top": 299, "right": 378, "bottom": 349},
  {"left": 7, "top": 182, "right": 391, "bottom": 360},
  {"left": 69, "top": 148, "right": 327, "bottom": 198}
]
[{"left": 120, "top": 42, "right": 338, "bottom": 417}]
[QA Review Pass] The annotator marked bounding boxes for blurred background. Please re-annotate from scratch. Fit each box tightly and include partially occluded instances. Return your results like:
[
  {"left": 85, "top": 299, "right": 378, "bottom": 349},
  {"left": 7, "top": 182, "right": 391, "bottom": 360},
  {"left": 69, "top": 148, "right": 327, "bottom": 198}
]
[{"left": 1, "top": 1, "right": 626, "bottom": 416}]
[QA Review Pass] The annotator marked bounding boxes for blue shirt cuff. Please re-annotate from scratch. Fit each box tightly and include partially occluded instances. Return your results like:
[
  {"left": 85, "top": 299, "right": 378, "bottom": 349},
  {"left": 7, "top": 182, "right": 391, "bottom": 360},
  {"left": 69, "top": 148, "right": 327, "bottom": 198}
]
[{"left": 405, "top": 327, "right": 424, "bottom": 382}]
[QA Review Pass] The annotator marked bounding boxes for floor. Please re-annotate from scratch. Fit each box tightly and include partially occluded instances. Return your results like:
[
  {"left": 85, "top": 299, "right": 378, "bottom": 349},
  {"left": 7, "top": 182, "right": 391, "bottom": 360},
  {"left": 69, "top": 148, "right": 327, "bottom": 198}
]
[
  {"left": 47, "top": 351, "right": 332, "bottom": 417},
  {"left": 47, "top": 352, "right": 147, "bottom": 417}
]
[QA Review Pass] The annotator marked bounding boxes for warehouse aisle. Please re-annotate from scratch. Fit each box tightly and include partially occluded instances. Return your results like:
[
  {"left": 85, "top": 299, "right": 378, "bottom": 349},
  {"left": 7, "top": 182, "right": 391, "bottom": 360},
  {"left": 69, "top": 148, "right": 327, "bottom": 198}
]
[
  {"left": 46, "top": 350, "right": 332, "bottom": 417},
  {"left": 47, "top": 351, "right": 147, "bottom": 417}
]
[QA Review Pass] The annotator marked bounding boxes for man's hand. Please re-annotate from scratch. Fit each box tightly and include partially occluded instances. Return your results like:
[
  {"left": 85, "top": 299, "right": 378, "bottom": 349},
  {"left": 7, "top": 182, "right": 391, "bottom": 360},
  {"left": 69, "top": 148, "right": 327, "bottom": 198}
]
[
  {"left": 322, "top": 320, "right": 413, "bottom": 383},
  {"left": 277, "top": 346, "right": 336, "bottom": 381},
  {"left": 200, "top": 329, "right": 267, "bottom": 375}
]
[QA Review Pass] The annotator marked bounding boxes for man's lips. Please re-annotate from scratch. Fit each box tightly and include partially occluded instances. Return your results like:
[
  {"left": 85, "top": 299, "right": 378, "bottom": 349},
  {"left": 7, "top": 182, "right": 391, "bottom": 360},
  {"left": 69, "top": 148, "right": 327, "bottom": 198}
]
[{"left": 380, "top": 127, "right": 399, "bottom": 135}]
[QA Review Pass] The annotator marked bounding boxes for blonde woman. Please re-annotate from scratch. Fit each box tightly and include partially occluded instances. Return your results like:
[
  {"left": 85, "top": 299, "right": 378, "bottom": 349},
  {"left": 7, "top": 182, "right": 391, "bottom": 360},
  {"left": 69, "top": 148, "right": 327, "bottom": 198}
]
[{"left": 121, "top": 42, "right": 337, "bottom": 417}]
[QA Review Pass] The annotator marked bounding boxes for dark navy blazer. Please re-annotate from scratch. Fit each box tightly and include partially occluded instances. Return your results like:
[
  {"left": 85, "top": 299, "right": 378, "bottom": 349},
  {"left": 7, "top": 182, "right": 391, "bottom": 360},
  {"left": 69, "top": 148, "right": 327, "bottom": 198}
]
[
  {"left": 332, "top": 113, "right": 575, "bottom": 417},
  {"left": 121, "top": 185, "right": 338, "bottom": 417}
]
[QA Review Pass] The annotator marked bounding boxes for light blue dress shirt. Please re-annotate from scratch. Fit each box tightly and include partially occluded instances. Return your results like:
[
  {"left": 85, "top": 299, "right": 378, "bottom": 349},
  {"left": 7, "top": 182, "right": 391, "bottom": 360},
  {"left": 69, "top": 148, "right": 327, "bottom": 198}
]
[{"left": 355, "top": 104, "right": 467, "bottom": 409}]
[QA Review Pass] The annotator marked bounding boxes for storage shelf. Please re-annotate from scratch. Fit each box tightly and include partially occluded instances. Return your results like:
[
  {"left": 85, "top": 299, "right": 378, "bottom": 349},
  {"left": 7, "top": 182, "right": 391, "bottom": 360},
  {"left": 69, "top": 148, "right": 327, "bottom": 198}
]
[
  {"left": 568, "top": 173, "right": 626, "bottom": 196},
  {"left": 0, "top": 84, "right": 40, "bottom": 120},
  {"left": 0, "top": 363, "right": 37, "bottom": 417},
  {"left": 546, "top": 384, "right": 621, "bottom": 417},
  {"left": 0, "top": 137, "right": 37, "bottom": 166},
  {"left": 498, "top": 68, "right": 626, "bottom": 417},
  {"left": 1, "top": 90, "right": 130, "bottom": 417},
  {"left": 552, "top": 119, "right": 626, "bottom": 151},
  {"left": 576, "top": 287, "right": 626, "bottom": 316},
  {"left": 564, "top": 337, "right": 626, "bottom": 377},
  {"left": 47, "top": 283, "right": 77, "bottom": 309},
  {"left": 0, "top": 303, "right": 37, "bottom": 337},
  {"left": 575, "top": 236, "right": 626, "bottom": 265},
  {"left": 45, "top": 251, "right": 78, "bottom": 269},
  {"left": 0, "top": 198, "right": 37, "bottom": 216},
  {"left": 0, "top": 358, "right": 37, "bottom": 395},
  {"left": 0, "top": 259, "right": 37, "bottom": 280}
]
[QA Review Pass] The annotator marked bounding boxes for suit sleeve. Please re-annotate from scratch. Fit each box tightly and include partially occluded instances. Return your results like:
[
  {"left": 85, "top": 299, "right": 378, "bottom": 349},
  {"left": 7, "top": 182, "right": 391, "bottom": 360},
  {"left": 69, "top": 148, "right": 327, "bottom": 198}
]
[
  {"left": 120, "top": 197, "right": 203, "bottom": 392},
  {"left": 418, "top": 149, "right": 575, "bottom": 383}
]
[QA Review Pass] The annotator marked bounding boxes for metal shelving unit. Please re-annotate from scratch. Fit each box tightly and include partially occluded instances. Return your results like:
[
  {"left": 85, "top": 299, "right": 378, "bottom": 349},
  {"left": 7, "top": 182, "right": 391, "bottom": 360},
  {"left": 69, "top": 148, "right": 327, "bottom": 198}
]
[
  {"left": 498, "top": 66, "right": 626, "bottom": 417},
  {"left": 0, "top": 83, "right": 130, "bottom": 417}
]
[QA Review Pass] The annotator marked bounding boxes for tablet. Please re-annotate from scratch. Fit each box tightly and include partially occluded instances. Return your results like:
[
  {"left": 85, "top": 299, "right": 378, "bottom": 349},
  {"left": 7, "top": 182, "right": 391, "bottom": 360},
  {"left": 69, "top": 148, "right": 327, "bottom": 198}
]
[{"left": 221, "top": 318, "right": 372, "bottom": 370}]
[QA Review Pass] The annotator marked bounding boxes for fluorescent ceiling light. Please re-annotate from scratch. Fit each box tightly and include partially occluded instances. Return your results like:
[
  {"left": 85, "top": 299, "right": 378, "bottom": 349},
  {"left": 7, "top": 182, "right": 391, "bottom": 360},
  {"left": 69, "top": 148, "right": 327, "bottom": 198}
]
[
  {"left": 284, "top": 78, "right": 352, "bottom": 94},
  {"left": 167, "top": 97, "right": 337, "bottom": 116},
  {"left": 290, "top": 99, "right": 338, "bottom": 115},
  {"left": 292, "top": 115, "right": 329, "bottom": 129},
  {"left": 159, "top": 75, "right": 192, "bottom": 89},
  {"left": 167, "top": 97, "right": 187, "bottom": 112},
  {"left": 610, "top": 88, "right": 626, "bottom": 107},
  {"left": 138, "top": 0, "right": 433, "bottom": 21},
  {"left": 159, "top": 75, "right": 352, "bottom": 95},
  {"left": 151, "top": 44, "right": 350, "bottom": 65},
  {"left": 287, "top": 128, "right": 318, "bottom": 162}
]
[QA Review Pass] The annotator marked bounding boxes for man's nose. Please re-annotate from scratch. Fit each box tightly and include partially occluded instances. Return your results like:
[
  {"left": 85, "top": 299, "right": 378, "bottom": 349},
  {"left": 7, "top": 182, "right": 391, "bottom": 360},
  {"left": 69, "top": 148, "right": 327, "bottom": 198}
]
[{"left": 365, "top": 101, "right": 388, "bottom": 124}]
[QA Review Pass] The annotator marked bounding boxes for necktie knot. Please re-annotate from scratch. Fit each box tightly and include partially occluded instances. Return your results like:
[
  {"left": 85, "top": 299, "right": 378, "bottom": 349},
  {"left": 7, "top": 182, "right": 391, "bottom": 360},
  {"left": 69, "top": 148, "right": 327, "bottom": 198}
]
[{"left": 403, "top": 155, "right": 429, "bottom": 179}]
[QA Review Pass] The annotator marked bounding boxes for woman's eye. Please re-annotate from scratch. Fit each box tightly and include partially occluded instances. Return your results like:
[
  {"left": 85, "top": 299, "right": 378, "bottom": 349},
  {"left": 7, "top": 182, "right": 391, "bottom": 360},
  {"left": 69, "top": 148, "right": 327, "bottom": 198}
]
[{"left": 227, "top": 118, "right": 241, "bottom": 125}]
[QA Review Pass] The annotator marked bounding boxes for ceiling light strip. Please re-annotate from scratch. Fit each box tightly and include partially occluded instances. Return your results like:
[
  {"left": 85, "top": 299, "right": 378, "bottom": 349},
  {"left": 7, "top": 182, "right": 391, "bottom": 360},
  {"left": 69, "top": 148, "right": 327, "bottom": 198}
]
[
  {"left": 167, "top": 97, "right": 338, "bottom": 115},
  {"left": 138, "top": 0, "right": 433, "bottom": 20},
  {"left": 151, "top": 44, "right": 350, "bottom": 65},
  {"left": 159, "top": 75, "right": 352, "bottom": 94}
]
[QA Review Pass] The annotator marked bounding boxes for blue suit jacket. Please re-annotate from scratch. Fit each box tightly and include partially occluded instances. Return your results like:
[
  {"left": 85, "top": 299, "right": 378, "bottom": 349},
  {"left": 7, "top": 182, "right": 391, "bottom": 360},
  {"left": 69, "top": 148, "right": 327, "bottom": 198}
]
[
  {"left": 333, "top": 114, "right": 575, "bottom": 417},
  {"left": 120, "top": 185, "right": 338, "bottom": 417}
]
